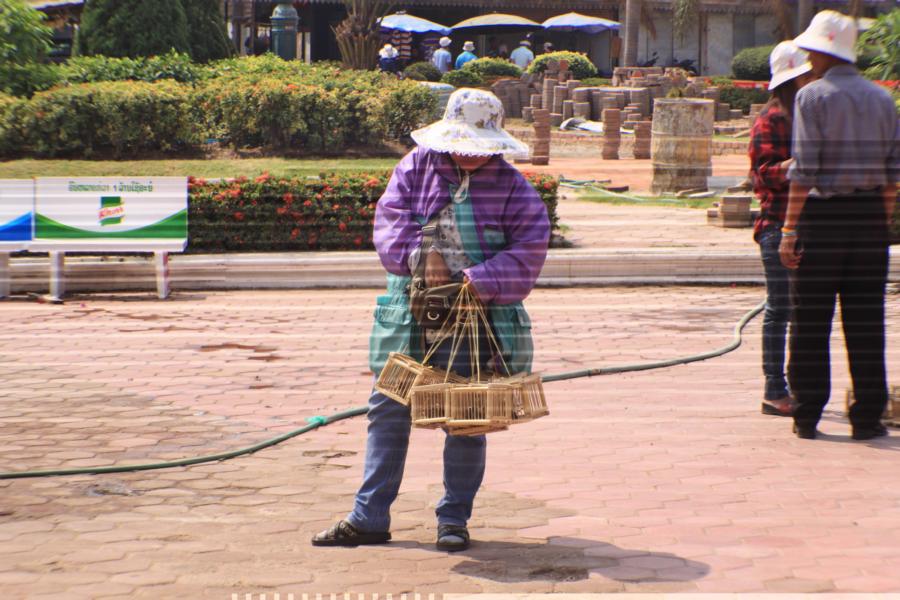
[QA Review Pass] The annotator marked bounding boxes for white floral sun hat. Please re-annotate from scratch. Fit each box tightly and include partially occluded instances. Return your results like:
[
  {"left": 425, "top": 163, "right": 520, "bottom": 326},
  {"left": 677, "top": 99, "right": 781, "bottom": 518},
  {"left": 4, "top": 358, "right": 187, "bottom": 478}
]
[
  {"left": 411, "top": 88, "right": 530, "bottom": 158},
  {"left": 794, "top": 10, "right": 857, "bottom": 64},
  {"left": 768, "top": 41, "right": 812, "bottom": 90}
]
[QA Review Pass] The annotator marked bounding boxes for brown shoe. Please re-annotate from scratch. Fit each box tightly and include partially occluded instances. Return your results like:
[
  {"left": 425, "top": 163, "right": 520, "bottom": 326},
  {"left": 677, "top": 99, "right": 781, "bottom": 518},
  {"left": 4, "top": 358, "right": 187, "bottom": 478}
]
[{"left": 762, "top": 397, "right": 794, "bottom": 417}]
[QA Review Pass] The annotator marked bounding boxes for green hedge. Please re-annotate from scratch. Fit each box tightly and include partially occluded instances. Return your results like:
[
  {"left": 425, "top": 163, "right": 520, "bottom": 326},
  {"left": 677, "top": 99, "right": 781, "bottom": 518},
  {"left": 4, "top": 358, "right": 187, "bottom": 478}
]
[
  {"left": 0, "top": 61, "right": 58, "bottom": 98},
  {"left": 580, "top": 77, "right": 612, "bottom": 87},
  {"left": 193, "top": 64, "right": 436, "bottom": 151},
  {"left": 461, "top": 57, "right": 522, "bottom": 79},
  {"left": 719, "top": 85, "right": 769, "bottom": 114},
  {"left": 403, "top": 61, "right": 442, "bottom": 82},
  {"left": 0, "top": 91, "right": 19, "bottom": 156},
  {"left": 4, "top": 80, "right": 198, "bottom": 158},
  {"left": 187, "top": 171, "right": 560, "bottom": 252},
  {"left": 731, "top": 45, "right": 774, "bottom": 81},
  {"left": 441, "top": 69, "right": 484, "bottom": 87},
  {"left": 0, "top": 56, "right": 438, "bottom": 158},
  {"left": 527, "top": 51, "right": 597, "bottom": 80},
  {"left": 58, "top": 51, "right": 202, "bottom": 85}
]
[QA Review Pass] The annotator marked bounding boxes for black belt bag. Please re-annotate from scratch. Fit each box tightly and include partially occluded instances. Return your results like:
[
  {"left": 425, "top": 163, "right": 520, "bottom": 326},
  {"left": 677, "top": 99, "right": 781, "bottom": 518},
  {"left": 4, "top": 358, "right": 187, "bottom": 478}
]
[{"left": 408, "top": 223, "right": 462, "bottom": 330}]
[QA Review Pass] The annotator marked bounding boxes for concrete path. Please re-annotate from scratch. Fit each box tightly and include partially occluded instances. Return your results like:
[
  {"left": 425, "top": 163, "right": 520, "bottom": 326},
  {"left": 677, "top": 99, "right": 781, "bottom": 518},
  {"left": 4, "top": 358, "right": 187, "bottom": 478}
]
[{"left": 1, "top": 286, "right": 899, "bottom": 598}]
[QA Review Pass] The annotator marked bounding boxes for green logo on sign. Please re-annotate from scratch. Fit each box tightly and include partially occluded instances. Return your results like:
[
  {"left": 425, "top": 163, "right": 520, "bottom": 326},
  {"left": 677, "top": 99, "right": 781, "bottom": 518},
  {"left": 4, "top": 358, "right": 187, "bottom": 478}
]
[{"left": 99, "top": 196, "right": 124, "bottom": 226}]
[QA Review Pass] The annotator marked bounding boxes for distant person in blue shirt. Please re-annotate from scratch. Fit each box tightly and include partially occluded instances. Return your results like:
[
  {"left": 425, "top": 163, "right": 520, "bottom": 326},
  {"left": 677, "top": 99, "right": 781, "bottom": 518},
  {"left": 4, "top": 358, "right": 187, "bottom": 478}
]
[
  {"left": 455, "top": 41, "right": 478, "bottom": 70},
  {"left": 510, "top": 40, "right": 534, "bottom": 69},
  {"left": 432, "top": 36, "right": 453, "bottom": 74}
]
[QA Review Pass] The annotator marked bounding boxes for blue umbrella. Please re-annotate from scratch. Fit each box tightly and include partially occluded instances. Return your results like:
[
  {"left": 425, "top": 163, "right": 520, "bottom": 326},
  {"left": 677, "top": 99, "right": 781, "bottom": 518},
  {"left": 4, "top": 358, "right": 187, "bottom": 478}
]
[
  {"left": 542, "top": 12, "right": 621, "bottom": 34},
  {"left": 451, "top": 14, "right": 542, "bottom": 31},
  {"left": 379, "top": 13, "right": 450, "bottom": 35}
]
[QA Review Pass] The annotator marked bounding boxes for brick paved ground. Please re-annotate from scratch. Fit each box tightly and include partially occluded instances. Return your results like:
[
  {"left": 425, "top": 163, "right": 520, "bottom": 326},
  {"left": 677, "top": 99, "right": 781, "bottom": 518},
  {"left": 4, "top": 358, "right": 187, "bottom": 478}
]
[
  {"left": 553, "top": 189, "right": 759, "bottom": 253},
  {"left": 523, "top": 155, "right": 750, "bottom": 191},
  {"left": 1, "top": 285, "right": 898, "bottom": 598}
]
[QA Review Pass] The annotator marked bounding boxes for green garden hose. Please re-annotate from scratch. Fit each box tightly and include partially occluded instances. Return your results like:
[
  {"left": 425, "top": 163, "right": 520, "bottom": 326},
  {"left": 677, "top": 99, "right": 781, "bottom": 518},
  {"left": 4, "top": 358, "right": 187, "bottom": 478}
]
[{"left": 0, "top": 301, "right": 765, "bottom": 480}]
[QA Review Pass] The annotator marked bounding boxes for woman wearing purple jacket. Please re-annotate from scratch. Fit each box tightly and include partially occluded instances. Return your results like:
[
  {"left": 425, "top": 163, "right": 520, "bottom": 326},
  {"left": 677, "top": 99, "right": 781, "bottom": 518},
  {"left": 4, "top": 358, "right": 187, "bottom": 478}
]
[{"left": 312, "top": 89, "right": 550, "bottom": 552}]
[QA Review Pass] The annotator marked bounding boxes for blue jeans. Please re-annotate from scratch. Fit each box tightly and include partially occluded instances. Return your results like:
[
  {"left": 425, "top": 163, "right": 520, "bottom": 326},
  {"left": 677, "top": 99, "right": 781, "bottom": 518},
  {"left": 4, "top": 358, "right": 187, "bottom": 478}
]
[
  {"left": 758, "top": 226, "right": 792, "bottom": 400},
  {"left": 347, "top": 331, "right": 491, "bottom": 532}
]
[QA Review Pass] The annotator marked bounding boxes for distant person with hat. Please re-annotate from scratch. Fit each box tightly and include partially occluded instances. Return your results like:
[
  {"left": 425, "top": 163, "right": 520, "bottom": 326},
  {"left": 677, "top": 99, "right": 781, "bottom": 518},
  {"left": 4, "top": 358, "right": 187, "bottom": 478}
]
[
  {"left": 455, "top": 41, "right": 478, "bottom": 70},
  {"left": 311, "top": 88, "right": 549, "bottom": 552},
  {"left": 510, "top": 39, "right": 535, "bottom": 69},
  {"left": 779, "top": 10, "right": 898, "bottom": 440},
  {"left": 542, "top": 42, "right": 555, "bottom": 54},
  {"left": 378, "top": 44, "right": 401, "bottom": 75},
  {"left": 749, "top": 41, "right": 817, "bottom": 418},
  {"left": 432, "top": 36, "right": 453, "bottom": 74}
]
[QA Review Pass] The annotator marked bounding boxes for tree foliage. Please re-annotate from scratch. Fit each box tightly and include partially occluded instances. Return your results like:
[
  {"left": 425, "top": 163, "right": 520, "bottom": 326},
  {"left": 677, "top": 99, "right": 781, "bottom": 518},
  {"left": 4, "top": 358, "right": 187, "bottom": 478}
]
[
  {"left": 0, "top": 0, "right": 52, "bottom": 64},
  {"left": 0, "top": 0, "right": 54, "bottom": 96},
  {"left": 333, "top": 0, "right": 393, "bottom": 70},
  {"left": 181, "top": 0, "right": 234, "bottom": 63},
  {"left": 673, "top": 0, "right": 698, "bottom": 42},
  {"left": 79, "top": 0, "right": 190, "bottom": 58},
  {"left": 858, "top": 9, "right": 900, "bottom": 80}
]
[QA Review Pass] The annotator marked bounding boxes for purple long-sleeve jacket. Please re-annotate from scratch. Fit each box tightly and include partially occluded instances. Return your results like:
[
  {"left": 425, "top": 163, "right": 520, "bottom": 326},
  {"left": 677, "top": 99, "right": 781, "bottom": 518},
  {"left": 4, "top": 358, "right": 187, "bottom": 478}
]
[{"left": 374, "top": 148, "right": 550, "bottom": 305}]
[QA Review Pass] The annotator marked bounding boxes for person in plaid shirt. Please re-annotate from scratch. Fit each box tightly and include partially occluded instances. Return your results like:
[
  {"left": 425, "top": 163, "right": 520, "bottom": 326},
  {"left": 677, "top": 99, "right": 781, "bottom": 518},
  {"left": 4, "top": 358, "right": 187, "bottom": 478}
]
[{"left": 749, "top": 41, "right": 816, "bottom": 418}]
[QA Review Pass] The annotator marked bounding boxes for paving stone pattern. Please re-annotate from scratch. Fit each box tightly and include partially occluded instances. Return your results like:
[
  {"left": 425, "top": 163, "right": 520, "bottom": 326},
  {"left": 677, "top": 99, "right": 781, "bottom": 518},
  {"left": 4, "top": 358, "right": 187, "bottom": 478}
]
[{"left": 1, "top": 286, "right": 898, "bottom": 598}]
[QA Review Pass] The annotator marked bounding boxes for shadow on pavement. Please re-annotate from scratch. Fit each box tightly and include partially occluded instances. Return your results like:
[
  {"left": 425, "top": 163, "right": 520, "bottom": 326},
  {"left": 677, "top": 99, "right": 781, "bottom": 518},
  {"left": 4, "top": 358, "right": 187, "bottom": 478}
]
[{"left": 446, "top": 537, "right": 709, "bottom": 583}]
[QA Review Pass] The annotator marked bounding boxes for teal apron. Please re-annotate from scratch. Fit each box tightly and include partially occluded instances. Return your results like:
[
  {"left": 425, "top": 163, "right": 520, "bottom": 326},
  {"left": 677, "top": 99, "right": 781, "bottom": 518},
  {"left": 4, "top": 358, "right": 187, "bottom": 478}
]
[{"left": 369, "top": 182, "right": 534, "bottom": 376}]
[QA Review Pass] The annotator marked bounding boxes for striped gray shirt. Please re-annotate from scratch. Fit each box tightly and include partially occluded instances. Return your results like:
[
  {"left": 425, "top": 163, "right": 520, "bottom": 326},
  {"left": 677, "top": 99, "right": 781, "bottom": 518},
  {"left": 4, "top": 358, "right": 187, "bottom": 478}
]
[{"left": 787, "top": 64, "right": 898, "bottom": 196}]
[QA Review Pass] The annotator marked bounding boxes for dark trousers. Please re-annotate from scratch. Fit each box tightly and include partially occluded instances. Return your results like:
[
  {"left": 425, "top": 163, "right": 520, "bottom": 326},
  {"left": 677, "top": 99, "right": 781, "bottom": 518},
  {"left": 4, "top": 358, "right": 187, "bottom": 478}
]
[{"left": 788, "top": 192, "right": 890, "bottom": 429}]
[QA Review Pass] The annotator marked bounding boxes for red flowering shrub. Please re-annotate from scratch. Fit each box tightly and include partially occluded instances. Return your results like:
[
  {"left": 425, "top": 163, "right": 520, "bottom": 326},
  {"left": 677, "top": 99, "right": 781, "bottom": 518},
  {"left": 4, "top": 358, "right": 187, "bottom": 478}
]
[{"left": 188, "top": 172, "right": 560, "bottom": 252}]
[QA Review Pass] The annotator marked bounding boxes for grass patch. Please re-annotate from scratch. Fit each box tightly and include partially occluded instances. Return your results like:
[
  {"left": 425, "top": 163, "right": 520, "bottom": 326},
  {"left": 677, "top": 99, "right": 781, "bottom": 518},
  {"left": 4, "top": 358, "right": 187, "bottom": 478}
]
[
  {"left": 579, "top": 189, "right": 729, "bottom": 210},
  {"left": 714, "top": 135, "right": 750, "bottom": 143},
  {"left": 0, "top": 158, "right": 401, "bottom": 179}
]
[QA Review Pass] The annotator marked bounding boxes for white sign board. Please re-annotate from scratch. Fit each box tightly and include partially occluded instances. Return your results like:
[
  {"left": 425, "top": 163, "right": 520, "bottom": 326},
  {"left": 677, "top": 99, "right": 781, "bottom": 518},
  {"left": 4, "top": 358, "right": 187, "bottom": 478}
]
[
  {"left": 31, "top": 177, "right": 187, "bottom": 252},
  {"left": 0, "top": 179, "right": 34, "bottom": 247}
]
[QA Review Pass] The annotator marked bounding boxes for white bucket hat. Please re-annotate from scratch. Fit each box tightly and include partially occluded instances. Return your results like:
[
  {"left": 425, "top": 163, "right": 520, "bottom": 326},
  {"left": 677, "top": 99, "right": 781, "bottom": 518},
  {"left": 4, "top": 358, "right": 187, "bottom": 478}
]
[
  {"left": 439, "top": 36, "right": 451, "bottom": 47},
  {"left": 768, "top": 41, "right": 813, "bottom": 91},
  {"left": 463, "top": 41, "right": 476, "bottom": 52},
  {"left": 411, "top": 88, "right": 530, "bottom": 158},
  {"left": 794, "top": 10, "right": 857, "bottom": 63}
]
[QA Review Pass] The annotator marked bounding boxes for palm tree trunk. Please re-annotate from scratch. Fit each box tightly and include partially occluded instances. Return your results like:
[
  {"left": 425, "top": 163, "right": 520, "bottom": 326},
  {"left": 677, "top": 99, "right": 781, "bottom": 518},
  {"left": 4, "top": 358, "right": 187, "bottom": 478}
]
[
  {"left": 797, "top": 0, "right": 814, "bottom": 33},
  {"left": 623, "top": 0, "right": 641, "bottom": 66}
]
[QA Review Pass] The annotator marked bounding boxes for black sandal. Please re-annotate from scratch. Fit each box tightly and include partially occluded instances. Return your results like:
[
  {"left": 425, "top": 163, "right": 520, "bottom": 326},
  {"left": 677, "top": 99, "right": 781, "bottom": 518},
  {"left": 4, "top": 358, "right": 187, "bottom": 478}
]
[
  {"left": 436, "top": 524, "right": 470, "bottom": 552},
  {"left": 311, "top": 520, "right": 391, "bottom": 547}
]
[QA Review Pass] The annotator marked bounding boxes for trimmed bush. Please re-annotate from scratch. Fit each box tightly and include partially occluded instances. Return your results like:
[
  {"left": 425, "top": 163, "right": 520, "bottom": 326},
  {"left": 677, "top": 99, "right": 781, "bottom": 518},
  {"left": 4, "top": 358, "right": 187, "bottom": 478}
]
[
  {"left": 580, "top": 77, "right": 612, "bottom": 87},
  {"left": 194, "top": 63, "right": 437, "bottom": 151},
  {"left": 731, "top": 45, "right": 774, "bottom": 81},
  {"left": 403, "top": 61, "right": 442, "bottom": 82},
  {"left": 375, "top": 84, "right": 440, "bottom": 140},
  {"left": 0, "top": 91, "right": 22, "bottom": 155},
  {"left": 187, "top": 171, "right": 561, "bottom": 252},
  {"left": 718, "top": 85, "right": 769, "bottom": 114},
  {"left": 57, "top": 51, "right": 201, "bottom": 85},
  {"left": 441, "top": 69, "right": 484, "bottom": 88},
  {"left": 461, "top": 57, "right": 522, "bottom": 79},
  {"left": 0, "top": 62, "right": 60, "bottom": 97},
  {"left": 527, "top": 51, "right": 597, "bottom": 80},
  {"left": 1, "top": 56, "right": 436, "bottom": 158},
  {"left": 5, "top": 80, "right": 198, "bottom": 158}
]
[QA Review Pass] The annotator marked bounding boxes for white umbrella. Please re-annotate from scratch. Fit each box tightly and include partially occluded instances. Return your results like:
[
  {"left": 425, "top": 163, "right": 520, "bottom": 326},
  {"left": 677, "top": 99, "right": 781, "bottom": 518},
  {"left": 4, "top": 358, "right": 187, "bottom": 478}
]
[{"left": 542, "top": 12, "right": 621, "bottom": 34}]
